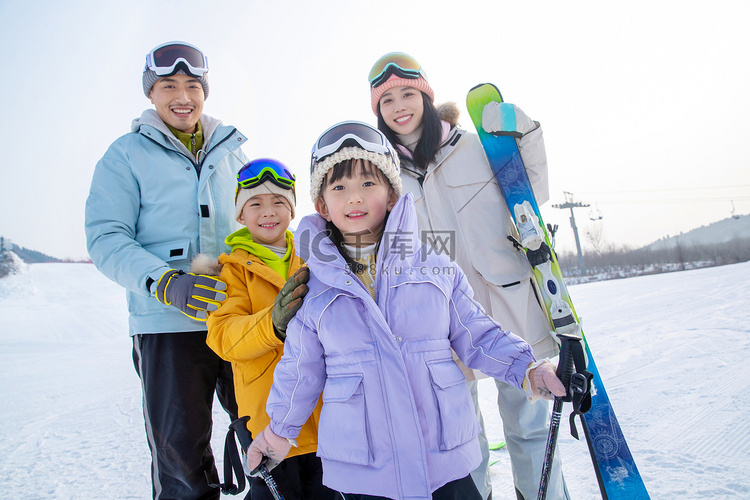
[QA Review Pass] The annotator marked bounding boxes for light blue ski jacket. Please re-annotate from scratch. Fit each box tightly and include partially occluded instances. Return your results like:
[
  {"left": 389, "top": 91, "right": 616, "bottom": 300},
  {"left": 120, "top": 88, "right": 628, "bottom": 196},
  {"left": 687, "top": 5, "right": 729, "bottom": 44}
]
[
  {"left": 85, "top": 110, "right": 247, "bottom": 335},
  {"left": 268, "top": 193, "right": 535, "bottom": 500}
]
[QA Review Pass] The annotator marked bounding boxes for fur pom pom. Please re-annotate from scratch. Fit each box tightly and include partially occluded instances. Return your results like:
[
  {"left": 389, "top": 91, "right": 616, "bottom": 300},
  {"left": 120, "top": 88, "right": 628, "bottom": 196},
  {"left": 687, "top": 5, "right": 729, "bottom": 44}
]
[{"left": 191, "top": 254, "right": 222, "bottom": 277}]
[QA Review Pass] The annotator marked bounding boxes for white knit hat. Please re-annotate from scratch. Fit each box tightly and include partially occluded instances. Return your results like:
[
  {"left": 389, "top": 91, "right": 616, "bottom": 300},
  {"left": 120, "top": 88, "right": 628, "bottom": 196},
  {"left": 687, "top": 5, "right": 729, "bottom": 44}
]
[
  {"left": 235, "top": 181, "right": 296, "bottom": 221},
  {"left": 309, "top": 146, "right": 402, "bottom": 202}
]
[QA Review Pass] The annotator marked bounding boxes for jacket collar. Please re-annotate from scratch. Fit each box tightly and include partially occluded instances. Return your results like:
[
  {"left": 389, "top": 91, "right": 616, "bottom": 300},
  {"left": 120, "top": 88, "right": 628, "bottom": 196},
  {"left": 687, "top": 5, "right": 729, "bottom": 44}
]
[{"left": 131, "top": 109, "right": 229, "bottom": 158}]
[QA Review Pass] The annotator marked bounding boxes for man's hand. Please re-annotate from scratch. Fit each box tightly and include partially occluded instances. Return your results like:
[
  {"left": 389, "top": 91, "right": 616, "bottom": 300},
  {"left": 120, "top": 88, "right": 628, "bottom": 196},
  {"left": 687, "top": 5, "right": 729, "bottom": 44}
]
[
  {"left": 271, "top": 267, "right": 309, "bottom": 340},
  {"left": 154, "top": 269, "right": 227, "bottom": 321}
]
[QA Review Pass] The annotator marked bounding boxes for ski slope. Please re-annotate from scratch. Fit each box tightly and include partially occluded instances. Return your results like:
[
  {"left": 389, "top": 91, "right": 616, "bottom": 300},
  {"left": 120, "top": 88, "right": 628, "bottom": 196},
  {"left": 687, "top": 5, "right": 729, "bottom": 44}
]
[{"left": 1, "top": 262, "right": 748, "bottom": 499}]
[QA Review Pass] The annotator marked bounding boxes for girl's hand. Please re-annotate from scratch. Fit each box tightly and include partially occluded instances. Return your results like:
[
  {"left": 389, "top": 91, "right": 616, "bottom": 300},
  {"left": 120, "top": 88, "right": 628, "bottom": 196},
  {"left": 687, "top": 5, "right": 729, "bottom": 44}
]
[
  {"left": 245, "top": 425, "right": 293, "bottom": 474},
  {"left": 526, "top": 359, "right": 566, "bottom": 401}
]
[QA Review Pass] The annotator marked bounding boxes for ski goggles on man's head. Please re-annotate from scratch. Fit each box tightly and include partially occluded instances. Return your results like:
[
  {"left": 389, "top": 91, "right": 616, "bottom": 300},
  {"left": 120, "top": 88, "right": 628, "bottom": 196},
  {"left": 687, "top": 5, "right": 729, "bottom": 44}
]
[
  {"left": 368, "top": 52, "right": 427, "bottom": 88},
  {"left": 237, "top": 158, "right": 296, "bottom": 191},
  {"left": 310, "top": 121, "right": 397, "bottom": 172},
  {"left": 145, "top": 41, "right": 209, "bottom": 77}
]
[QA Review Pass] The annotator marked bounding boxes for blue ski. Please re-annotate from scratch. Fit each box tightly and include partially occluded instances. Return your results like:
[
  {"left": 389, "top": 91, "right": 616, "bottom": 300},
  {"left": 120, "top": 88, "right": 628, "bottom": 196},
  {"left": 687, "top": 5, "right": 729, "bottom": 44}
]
[{"left": 467, "top": 83, "right": 649, "bottom": 499}]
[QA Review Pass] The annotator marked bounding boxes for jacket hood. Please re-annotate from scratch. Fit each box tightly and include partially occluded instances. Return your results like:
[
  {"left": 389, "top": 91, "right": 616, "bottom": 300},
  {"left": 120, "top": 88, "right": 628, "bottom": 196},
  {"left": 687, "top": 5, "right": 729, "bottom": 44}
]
[
  {"left": 295, "top": 192, "right": 421, "bottom": 271},
  {"left": 437, "top": 102, "right": 460, "bottom": 128}
]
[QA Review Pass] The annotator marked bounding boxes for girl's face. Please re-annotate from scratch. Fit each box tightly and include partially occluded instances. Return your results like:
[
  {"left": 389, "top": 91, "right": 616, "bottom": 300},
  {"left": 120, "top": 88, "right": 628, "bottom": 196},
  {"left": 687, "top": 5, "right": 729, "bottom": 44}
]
[
  {"left": 315, "top": 159, "right": 398, "bottom": 247},
  {"left": 378, "top": 86, "right": 424, "bottom": 136},
  {"left": 238, "top": 193, "right": 292, "bottom": 247}
]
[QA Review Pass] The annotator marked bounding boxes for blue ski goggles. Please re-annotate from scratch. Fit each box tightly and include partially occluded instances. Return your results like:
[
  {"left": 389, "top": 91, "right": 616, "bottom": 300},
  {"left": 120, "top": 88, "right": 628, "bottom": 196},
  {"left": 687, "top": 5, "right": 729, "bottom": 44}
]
[
  {"left": 368, "top": 52, "right": 427, "bottom": 88},
  {"left": 237, "top": 158, "right": 296, "bottom": 190},
  {"left": 310, "top": 121, "right": 397, "bottom": 173},
  {"left": 145, "top": 41, "right": 209, "bottom": 77}
]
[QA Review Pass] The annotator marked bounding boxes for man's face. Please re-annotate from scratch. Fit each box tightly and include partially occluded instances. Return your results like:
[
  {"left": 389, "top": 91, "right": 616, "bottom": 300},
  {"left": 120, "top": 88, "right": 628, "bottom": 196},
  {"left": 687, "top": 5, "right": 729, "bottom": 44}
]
[{"left": 148, "top": 73, "right": 204, "bottom": 133}]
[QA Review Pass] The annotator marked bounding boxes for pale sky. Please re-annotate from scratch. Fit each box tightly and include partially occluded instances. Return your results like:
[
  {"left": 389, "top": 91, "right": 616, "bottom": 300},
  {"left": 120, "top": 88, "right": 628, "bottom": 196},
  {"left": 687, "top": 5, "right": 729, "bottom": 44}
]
[{"left": 2, "top": 0, "right": 748, "bottom": 260}]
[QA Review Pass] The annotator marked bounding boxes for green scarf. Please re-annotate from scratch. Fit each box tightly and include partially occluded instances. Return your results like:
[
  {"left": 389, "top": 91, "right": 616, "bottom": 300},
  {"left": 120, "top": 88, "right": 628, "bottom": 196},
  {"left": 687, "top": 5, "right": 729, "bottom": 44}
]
[
  {"left": 225, "top": 227, "right": 294, "bottom": 280},
  {"left": 167, "top": 120, "right": 204, "bottom": 158}
]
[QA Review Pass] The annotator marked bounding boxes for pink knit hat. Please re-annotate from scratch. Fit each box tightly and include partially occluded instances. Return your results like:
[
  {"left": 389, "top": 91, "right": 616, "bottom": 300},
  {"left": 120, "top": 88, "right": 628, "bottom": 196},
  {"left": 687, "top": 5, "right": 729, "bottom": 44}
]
[{"left": 370, "top": 73, "right": 435, "bottom": 115}]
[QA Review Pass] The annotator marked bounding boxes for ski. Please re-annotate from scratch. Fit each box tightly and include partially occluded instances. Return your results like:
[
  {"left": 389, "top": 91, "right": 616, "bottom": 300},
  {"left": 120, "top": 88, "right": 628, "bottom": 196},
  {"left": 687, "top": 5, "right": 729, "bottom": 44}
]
[{"left": 466, "top": 83, "right": 649, "bottom": 499}]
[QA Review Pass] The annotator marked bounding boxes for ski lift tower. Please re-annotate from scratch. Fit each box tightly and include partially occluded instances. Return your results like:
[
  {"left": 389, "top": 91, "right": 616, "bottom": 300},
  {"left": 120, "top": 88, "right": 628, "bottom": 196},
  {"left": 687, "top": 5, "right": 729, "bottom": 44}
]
[{"left": 552, "top": 192, "right": 589, "bottom": 274}]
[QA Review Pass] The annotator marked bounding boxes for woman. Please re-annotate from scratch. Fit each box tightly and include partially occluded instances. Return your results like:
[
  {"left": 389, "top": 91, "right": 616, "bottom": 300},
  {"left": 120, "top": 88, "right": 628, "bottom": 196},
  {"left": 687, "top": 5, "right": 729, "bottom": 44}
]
[{"left": 367, "top": 52, "right": 570, "bottom": 500}]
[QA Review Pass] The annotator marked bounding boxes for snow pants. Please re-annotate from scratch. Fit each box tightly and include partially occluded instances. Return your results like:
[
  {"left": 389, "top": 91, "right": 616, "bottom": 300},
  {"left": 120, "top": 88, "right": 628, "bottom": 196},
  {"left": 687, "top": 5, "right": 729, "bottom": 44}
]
[
  {"left": 338, "top": 474, "right": 481, "bottom": 499},
  {"left": 133, "top": 332, "right": 238, "bottom": 500},
  {"left": 469, "top": 380, "right": 570, "bottom": 500},
  {"left": 248, "top": 452, "right": 338, "bottom": 500}
]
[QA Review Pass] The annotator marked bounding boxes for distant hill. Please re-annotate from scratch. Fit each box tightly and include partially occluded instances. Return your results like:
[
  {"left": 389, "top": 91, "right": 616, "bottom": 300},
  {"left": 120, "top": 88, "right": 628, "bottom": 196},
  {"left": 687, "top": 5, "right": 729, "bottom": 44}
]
[
  {"left": 11, "top": 243, "right": 64, "bottom": 264},
  {"left": 0, "top": 236, "right": 65, "bottom": 264},
  {"left": 645, "top": 214, "right": 750, "bottom": 251}
]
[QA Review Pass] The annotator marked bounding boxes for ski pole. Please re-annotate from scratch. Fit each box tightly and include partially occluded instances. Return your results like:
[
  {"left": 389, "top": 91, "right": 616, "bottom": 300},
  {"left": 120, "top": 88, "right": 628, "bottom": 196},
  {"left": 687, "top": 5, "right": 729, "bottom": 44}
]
[
  {"left": 537, "top": 333, "right": 579, "bottom": 500},
  {"left": 229, "top": 417, "right": 286, "bottom": 500}
]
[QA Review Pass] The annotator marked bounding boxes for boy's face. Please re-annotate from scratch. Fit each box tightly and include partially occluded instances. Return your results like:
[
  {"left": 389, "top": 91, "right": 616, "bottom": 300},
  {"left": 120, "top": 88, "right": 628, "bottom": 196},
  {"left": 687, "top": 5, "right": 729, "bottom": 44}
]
[
  {"left": 149, "top": 73, "right": 204, "bottom": 133},
  {"left": 238, "top": 193, "right": 293, "bottom": 247},
  {"left": 315, "top": 159, "right": 397, "bottom": 247}
]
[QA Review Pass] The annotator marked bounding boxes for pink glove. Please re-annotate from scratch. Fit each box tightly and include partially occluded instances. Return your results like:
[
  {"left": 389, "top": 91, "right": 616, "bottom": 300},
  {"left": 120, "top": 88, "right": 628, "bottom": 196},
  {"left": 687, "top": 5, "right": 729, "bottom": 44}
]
[
  {"left": 526, "top": 359, "right": 566, "bottom": 401},
  {"left": 245, "top": 425, "right": 293, "bottom": 473}
]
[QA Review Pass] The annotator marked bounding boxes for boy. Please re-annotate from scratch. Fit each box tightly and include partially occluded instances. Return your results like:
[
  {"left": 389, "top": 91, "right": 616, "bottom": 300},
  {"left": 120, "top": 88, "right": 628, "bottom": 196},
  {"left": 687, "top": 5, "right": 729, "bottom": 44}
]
[{"left": 204, "top": 159, "right": 336, "bottom": 500}]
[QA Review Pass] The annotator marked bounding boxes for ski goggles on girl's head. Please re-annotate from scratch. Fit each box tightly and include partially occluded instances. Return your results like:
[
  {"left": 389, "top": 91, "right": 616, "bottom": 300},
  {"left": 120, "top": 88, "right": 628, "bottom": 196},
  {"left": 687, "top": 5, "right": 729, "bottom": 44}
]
[
  {"left": 310, "top": 121, "right": 397, "bottom": 173},
  {"left": 145, "top": 41, "right": 209, "bottom": 77},
  {"left": 368, "top": 52, "right": 427, "bottom": 88},
  {"left": 237, "top": 158, "right": 296, "bottom": 190}
]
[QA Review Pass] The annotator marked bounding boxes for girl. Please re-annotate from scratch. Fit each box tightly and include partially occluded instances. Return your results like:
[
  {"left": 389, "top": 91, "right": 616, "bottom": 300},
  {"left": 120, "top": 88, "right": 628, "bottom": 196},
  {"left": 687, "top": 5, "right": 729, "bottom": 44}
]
[
  {"left": 368, "top": 52, "right": 568, "bottom": 499},
  {"left": 245, "top": 121, "right": 565, "bottom": 500}
]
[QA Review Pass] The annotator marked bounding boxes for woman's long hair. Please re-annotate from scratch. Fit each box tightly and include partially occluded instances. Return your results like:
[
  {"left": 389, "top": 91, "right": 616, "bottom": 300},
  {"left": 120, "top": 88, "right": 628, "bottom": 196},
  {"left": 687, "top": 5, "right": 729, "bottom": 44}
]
[{"left": 377, "top": 91, "right": 443, "bottom": 170}]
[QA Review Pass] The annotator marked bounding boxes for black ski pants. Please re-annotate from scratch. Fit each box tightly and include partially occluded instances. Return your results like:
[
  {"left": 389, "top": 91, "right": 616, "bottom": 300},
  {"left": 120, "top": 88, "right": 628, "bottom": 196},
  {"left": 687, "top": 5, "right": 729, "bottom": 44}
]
[
  {"left": 338, "top": 474, "right": 482, "bottom": 500},
  {"left": 248, "top": 452, "right": 338, "bottom": 500},
  {"left": 133, "top": 331, "right": 238, "bottom": 500}
]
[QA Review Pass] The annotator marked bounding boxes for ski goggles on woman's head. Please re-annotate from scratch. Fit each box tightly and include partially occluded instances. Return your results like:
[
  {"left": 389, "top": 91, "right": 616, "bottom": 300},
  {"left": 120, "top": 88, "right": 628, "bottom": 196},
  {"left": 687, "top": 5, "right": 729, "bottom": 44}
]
[
  {"left": 368, "top": 52, "right": 427, "bottom": 88},
  {"left": 310, "top": 121, "right": 397, "bottom": 172},
  {"left": 145, "top": 41, "right": 209, "bottom": 77},
  {"left": 237, "top": 158, "right": 296, "bottom": 190}
]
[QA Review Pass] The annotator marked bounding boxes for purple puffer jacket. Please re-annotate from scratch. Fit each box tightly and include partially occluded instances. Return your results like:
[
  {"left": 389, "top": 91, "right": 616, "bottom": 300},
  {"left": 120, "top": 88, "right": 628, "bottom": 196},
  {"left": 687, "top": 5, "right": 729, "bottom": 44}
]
[{"left": 267, "top": 193, "right": 535, "bottom": 500}]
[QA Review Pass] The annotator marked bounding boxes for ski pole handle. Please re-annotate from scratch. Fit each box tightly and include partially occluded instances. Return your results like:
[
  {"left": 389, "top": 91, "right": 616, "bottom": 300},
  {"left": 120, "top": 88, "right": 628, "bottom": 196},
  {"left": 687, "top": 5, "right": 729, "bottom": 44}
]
[
  {"left": 229, "top": 415, "right": 253, "bottom": 450},
  {"left": 556, "top": 332, "right": 583, "bottom": 400},
  {"left": 538, "top": 333, "right": 581, "bottom": 500}
]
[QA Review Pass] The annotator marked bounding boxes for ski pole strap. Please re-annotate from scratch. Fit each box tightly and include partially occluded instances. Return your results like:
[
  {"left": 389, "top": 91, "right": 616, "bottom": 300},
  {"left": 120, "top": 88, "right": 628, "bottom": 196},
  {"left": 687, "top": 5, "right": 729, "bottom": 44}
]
[
  {"left": 555, "top": 333, "right": 593, "bottom": 440},
  {"left": 206, "top": 416, "right": 253, "bottom": 497}
]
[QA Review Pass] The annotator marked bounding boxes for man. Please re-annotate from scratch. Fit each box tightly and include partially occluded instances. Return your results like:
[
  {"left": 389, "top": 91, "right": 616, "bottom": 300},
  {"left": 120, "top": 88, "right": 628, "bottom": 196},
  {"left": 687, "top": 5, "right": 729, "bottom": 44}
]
[{"left": 85, "top": 41, "right": 247, "bottom": 499}]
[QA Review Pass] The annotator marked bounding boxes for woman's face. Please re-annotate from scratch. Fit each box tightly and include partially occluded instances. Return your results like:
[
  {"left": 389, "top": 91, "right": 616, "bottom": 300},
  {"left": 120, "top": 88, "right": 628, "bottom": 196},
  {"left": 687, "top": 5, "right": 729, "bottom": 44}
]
[{"left": 378, "top": 86, "right": 424, "bottom": 136}]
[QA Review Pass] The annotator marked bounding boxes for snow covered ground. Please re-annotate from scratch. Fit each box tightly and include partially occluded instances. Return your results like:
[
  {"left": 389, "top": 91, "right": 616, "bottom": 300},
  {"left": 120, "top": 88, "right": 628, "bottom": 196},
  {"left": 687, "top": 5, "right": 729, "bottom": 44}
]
[{"left": 1, "top": 262, "right": 749, "bottom": 499}]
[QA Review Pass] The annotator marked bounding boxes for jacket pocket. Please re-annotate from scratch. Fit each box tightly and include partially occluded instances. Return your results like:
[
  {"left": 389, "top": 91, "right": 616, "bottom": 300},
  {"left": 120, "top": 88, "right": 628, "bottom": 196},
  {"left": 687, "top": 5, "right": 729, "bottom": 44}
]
[
  {"left": 317, "top": 374, "right": 370, "bottom": 465},
  {"left": 238, "top": 350, "right": 278, "bottom": 386},
  {"left": 143, "top": 239, "right": 191, "bottom": 266},
  {"left": 427, "top": 359, "right": 480, "bottom": 450}
]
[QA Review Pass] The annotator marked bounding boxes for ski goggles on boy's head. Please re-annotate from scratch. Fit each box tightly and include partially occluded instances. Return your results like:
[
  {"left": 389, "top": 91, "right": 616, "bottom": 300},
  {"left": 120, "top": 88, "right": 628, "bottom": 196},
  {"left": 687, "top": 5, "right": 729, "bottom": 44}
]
[
  {"left": 368, "top": 52, "right": 427, "bottom": 88},
  {"left": 237, "top": 158, "right": 296, "bottom": 190},
  {"left": 310, "top": 121, "right": 397, "bottom": 173},
  {"left": 145, "top": 41, "right": 209, "bottom": 77}
]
